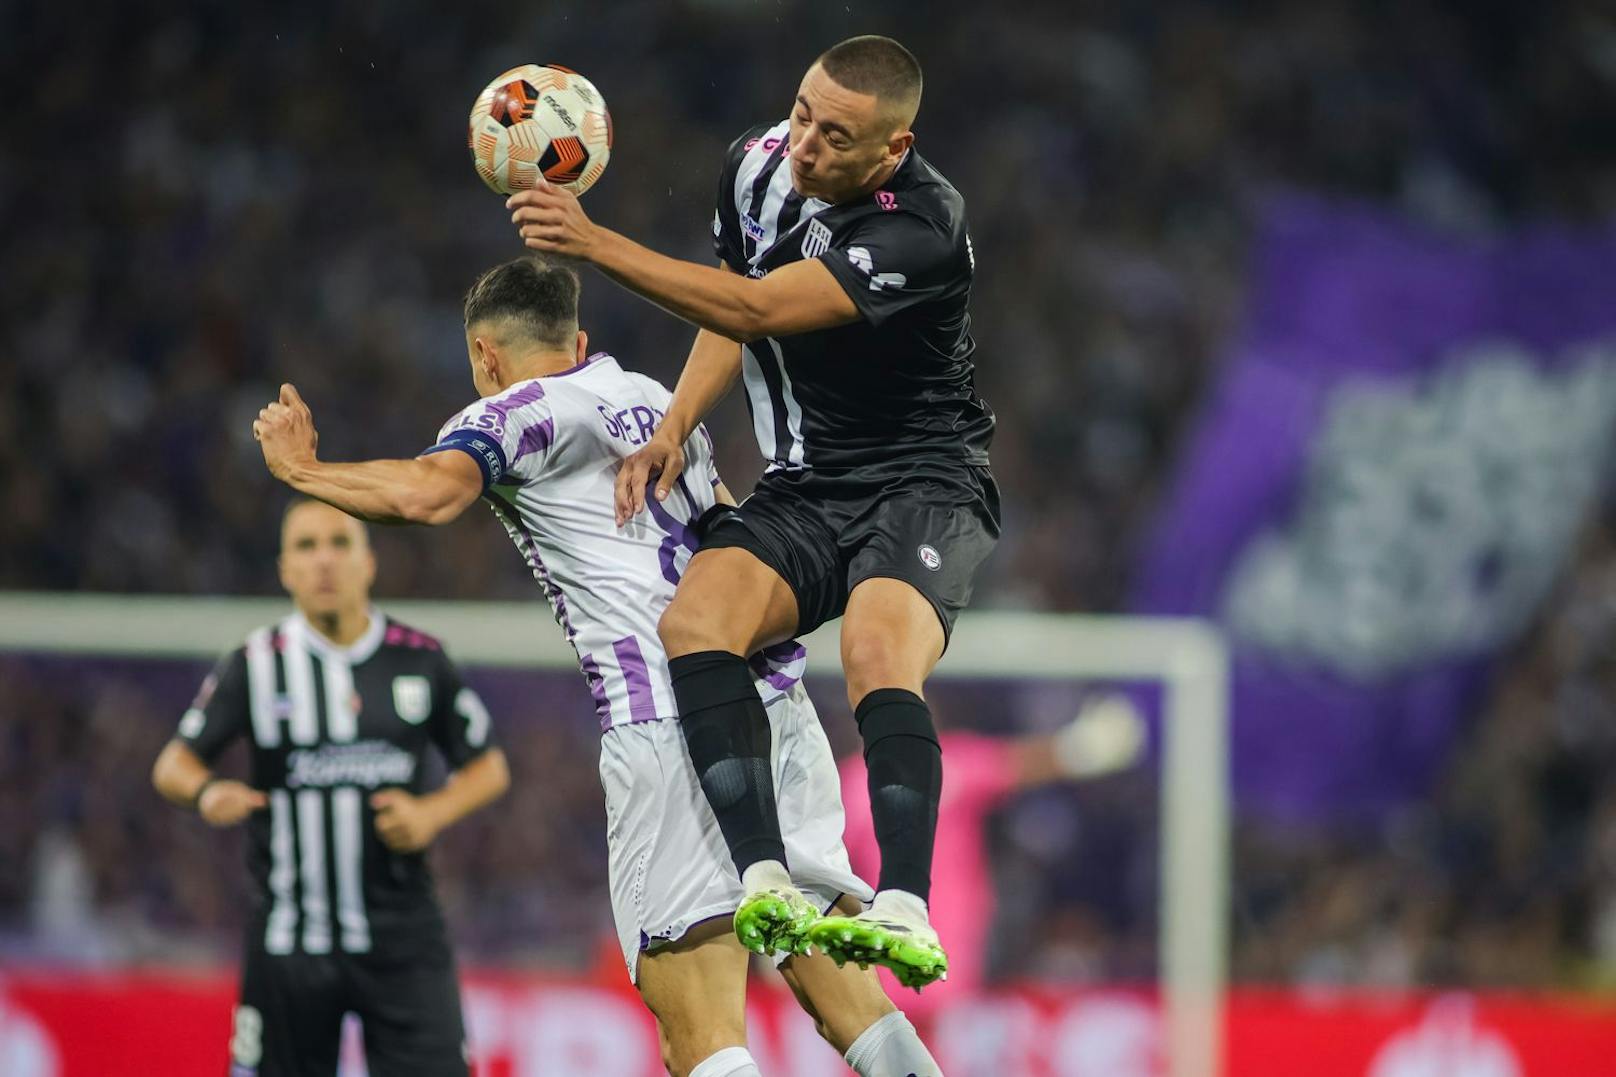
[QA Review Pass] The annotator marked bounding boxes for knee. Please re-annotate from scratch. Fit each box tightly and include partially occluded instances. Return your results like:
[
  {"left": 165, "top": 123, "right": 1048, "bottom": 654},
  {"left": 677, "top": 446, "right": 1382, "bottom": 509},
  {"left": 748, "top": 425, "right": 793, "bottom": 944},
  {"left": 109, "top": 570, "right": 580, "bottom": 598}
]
[
  {"left": 658, "top": 596, "right": 722, "bottom": 658},
  {"left": 655, "top": 1015, "right": 745, "bottom": 1077},
  {"left": 841, "top": 630, "right": 919, "bottom": 704}
]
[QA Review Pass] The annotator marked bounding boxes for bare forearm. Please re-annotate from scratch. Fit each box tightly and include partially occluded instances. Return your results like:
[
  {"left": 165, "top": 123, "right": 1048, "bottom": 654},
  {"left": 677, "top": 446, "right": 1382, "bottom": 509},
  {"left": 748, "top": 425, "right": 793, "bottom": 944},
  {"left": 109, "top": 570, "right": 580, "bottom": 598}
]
[
  {"left": 152, "top": 740, "right": 211, "bottom": 807},
  {"left": 591, "top": 230, "right": 769, "bottom": 341},
  {"left": 281, "top": 458, "right": 461, "bottom": 526},
  {"left": 658, "top": 329, "right": 743, "bottom": 445},
  {"left": 422, "top": 749, "right": 510, "bottom": 830}
]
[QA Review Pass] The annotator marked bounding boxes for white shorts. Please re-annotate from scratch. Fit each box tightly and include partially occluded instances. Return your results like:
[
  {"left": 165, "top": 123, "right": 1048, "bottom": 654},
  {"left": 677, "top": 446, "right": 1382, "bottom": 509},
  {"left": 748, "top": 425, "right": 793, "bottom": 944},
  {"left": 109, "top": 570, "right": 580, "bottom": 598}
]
[{"left": 598, "top": 684, "right": 872, "bottom": 983}]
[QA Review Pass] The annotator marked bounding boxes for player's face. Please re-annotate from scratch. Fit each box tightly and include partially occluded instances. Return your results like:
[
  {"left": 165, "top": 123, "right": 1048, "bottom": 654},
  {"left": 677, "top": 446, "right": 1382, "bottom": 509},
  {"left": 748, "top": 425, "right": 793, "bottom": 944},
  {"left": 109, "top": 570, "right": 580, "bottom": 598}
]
[
  {"left": 278, "top": 502, "right": 376, "bottom": 619},
  {"left": 787, "top": 64, "right": 909, "bottom": 203}
]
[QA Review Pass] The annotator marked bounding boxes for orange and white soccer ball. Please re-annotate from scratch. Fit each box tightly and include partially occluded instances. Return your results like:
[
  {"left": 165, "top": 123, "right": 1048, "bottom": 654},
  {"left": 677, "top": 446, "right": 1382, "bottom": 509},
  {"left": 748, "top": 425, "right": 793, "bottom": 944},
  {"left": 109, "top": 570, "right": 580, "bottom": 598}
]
[{"left": 468, "top": 64, "right": 612, "bottom": 196}]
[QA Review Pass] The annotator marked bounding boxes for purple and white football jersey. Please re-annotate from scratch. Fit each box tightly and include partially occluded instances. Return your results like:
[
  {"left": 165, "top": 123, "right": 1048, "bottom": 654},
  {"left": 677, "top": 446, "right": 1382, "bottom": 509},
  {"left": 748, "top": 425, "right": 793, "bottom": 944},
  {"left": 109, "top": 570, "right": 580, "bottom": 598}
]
[{"left": 427, "top": 353, "right": 806, "bottom": 731}]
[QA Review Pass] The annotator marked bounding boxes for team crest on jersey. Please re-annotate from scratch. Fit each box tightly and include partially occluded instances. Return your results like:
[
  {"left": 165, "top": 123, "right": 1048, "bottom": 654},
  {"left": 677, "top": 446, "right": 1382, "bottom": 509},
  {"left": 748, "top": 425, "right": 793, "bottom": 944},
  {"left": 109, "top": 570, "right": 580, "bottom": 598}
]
[
  {"left": 802, "top": 218, "right": 833, "bottom": 258},
  {"left": 918, "top": 544, "right": 942, "bottom": 571},
  {"left": 391, "top": 676, "right": 432, "bottom": 724}
]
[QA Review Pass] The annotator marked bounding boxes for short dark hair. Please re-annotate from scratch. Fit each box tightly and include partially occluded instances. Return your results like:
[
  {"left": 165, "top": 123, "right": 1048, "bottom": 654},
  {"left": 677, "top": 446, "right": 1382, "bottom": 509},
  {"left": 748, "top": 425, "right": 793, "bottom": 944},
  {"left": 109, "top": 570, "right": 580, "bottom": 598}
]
[
  {"left": 462, "top": 256, "right": 580, "bottom": 348},
  {"left": 280, "top": 497, "right": 368, "bottom": 547},
  {"left": 816, "top": 35, "right": 923, "bottom": 123}
]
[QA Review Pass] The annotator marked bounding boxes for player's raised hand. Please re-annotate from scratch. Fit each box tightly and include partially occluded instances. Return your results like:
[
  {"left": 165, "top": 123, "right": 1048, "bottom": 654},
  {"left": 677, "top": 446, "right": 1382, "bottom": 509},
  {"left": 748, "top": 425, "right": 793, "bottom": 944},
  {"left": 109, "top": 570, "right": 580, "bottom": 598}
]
[
  {"left": 614, "top": 433, "right": 687, "bottom": 526},
  {"left": 507, "top": 180, "right": 600, "bottom": 260},
  {"left": 253, "top": 383, "right": 319, "bottom": 482},
  {"left": 370, "top": 789, "right": 443, "bottom": 853},
  {"left": 198, "top": 780, "right": 269, "bottom": 827}
]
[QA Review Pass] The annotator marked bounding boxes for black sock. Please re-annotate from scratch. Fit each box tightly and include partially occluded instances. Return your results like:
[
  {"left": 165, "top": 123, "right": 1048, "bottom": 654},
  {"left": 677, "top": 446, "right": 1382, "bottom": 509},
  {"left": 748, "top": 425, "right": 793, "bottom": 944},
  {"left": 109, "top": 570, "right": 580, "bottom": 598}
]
[
  {"left": 669, "top": 650, "right": 787, "bottom": 874},
  {"left": 856, "top": 688, "right": 942, "bottom": 903}
]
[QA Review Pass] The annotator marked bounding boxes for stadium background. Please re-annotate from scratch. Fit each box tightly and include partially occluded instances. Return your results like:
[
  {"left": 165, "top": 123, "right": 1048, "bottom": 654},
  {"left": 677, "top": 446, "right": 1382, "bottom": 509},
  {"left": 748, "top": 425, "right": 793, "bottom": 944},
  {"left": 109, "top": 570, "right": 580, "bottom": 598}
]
[{"left": 4, "top": 0, "right": 1616, "bottom": 1073}]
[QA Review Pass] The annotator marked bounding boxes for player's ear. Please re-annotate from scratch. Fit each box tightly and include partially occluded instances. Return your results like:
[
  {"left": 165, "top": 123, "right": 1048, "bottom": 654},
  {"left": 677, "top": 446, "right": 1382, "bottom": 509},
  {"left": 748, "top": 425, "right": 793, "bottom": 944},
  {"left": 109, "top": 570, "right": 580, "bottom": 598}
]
[
  {"left": 475, "top": 337, "right": 500, "bottom": 385},
  {"left": 575, "top": 329, "right": 588, "bottom": 365},
  {"left": 886, "top": 129, "right": 913, "bottom": 163}
]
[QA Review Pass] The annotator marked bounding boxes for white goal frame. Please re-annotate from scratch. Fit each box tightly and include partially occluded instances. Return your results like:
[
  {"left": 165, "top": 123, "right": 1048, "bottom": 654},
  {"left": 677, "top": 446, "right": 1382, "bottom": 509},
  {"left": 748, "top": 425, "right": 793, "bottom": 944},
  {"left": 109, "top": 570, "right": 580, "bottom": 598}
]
[{"left": 0, "top": 592, "right": 1229, "bottom": 1077}]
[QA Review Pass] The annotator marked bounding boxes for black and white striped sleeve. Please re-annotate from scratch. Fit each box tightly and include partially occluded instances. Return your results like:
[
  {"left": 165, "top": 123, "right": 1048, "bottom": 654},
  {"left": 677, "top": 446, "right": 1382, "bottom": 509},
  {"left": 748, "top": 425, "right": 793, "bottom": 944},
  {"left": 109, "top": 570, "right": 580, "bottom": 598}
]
[{"left": 177, "top": 648, "right": 250, "bottom": 763}]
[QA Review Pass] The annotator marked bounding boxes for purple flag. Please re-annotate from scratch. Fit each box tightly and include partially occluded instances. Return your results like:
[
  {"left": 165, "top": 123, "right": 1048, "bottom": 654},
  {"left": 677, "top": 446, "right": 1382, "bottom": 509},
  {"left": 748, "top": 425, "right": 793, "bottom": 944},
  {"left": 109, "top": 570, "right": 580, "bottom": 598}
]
[{"left": 1135, "top": 195, "right": 1616, "bottom": 821}]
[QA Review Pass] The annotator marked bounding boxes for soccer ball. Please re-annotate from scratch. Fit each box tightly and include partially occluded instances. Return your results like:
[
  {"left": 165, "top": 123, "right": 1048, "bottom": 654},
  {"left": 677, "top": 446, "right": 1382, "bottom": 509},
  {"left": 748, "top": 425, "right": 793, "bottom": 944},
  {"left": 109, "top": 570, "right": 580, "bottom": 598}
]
[{"left": 468, "top": 64, "right": 612, "bottom": 196}]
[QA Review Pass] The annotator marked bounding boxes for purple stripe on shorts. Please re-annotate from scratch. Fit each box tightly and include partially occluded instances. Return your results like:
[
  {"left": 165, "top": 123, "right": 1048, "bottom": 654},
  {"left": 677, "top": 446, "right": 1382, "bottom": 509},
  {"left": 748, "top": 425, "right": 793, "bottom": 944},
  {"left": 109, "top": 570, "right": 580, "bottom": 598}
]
[
  {"left": 515, "top": 416, "right": 554, "bottom": 460},
  {"left": 579, "top": 653, "right": 612, "bottom": 728},
  {"left": 750, "top": 639, "right": 806, "bottom": 692},
  {"left": 612, "top": 635, "right": 659, "bottom": 722}
]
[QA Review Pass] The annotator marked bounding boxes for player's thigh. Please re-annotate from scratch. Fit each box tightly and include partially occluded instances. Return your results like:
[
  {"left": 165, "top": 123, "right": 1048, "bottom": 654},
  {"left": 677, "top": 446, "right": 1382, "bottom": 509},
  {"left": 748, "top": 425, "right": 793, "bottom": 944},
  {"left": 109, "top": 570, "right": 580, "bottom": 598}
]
[
  {"left": 233, "top": 947, "right": 346, "bottom": 1077},
  {"left": 841, "top": 472, "right": 1001, "bottom": 699},
  {"left": 349, "top": 946, "right": 469, "bottom": 1077},
  {"left": 658, "top": 545, "right": 802, "bottom": 657},
  {"left": 840, "top": 578, "right": 946, "bottom": 699},
  {"left": 636, "top": 918, "right": 751, "bottom": 1077}
]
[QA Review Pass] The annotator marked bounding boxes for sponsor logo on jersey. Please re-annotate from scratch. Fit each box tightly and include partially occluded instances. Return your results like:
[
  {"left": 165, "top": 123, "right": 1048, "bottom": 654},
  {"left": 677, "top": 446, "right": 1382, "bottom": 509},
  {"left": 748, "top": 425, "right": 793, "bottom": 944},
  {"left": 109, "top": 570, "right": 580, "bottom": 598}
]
[
  {"left": 918, "top": 544, "right": 942, "bottom": 571},
  {"left": 392, "top": 676, "right": 432, "bottom": 724},
  {"left": 846, "top": 246, "right": 908, "bottom": 292},
  {"left": 285, "top": 741, "right": 418, "bottom": 788},
  {"left": 802, "top": 218, "right": 834, "bottom": 258},
  {"left": 741, "top": 214, "right": 767, "bottom": 241}
]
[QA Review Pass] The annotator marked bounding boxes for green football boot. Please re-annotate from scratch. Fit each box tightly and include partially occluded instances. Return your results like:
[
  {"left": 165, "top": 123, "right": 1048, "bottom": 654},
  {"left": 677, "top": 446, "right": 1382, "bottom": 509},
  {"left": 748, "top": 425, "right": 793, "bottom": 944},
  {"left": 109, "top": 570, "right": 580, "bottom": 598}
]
[{"left": 733, "top": 885, "right": 820, "bottom": 957}]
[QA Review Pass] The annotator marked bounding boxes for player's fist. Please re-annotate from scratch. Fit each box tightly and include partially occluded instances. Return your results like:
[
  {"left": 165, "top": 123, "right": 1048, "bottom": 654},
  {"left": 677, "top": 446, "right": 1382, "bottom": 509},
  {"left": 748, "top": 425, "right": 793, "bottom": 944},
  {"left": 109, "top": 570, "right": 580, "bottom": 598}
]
[
  {"left": 507, "top": 181, "right": 600, "bottom": 260},
  {"left": 198, "top": 780, "right": 268, "bottom": 828},
  {"left": 370, "top": 789, "right": 443, "bottom": 853},
  {"left": 614, "top": 433, "right": 686, "bottom": 526},
  {"left": 254, "top": 383, "right": 319, "bottom": 482}
]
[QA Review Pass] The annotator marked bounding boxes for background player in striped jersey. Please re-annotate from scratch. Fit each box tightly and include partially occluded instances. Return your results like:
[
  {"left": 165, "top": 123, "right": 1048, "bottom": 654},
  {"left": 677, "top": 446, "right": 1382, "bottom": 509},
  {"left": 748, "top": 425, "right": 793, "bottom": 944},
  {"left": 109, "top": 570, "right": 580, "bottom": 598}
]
[
  {"left": 248, "top": 257, "right": 941, "bottom": 1077},
  {"left": 507, "top": 35, "right": 997, "bottom": 989},
  {"left": 151, "top": 498, "right": 510, "bottom": 1077}
]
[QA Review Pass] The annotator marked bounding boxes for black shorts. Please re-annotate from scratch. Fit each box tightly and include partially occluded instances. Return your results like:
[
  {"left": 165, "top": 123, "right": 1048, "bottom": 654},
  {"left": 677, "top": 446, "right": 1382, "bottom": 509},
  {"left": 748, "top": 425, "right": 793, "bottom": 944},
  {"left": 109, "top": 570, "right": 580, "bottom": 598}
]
[
  {"left": 701, "top": 458, "right": 1001, "bottom": 642},
  {"left": 229, "top": 934, "right": 467, "bottom": 1077}
]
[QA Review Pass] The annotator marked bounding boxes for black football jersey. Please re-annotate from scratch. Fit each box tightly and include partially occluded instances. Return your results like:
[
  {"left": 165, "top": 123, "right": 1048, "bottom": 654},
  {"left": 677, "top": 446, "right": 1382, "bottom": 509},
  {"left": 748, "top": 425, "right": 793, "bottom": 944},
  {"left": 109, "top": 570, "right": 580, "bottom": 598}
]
[
  {"left": 178, "top": 612, "right": 494, "bottom": 956},
  {"left": 713, "top": 120, "right": 995, "bottom": 472}
]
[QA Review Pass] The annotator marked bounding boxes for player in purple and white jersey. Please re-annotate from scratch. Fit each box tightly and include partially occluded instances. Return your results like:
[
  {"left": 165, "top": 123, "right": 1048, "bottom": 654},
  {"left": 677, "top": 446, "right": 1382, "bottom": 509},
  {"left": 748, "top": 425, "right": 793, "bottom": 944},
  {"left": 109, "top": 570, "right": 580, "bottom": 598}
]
[{"left": 251, "top": 257, "right": 941, "bottom": 1077}]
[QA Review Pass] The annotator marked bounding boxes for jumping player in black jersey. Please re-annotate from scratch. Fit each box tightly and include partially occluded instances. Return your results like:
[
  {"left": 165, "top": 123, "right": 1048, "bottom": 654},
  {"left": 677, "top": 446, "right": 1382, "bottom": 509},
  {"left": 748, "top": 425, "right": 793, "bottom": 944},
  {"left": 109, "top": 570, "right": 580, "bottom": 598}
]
[
  {"left": 151, "top": 498, "right": 510, "bottom": 1076},
  {"left": 507, "top": 35, "right": 997, "bottom": 989}
]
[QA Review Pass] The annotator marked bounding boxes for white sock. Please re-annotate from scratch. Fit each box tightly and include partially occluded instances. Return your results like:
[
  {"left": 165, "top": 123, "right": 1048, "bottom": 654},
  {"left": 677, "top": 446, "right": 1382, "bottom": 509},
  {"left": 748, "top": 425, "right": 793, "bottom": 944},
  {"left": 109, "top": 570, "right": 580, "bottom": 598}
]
[
  {"left": 741, "top": 858, "right": 792, "bottom": 894},
  {"left": 844, "top": 1011, "right": 942, "bottom": 1076},
  {"left": 689, "top": 1045, "right": 762, "bottom": 1077},
  {"left": 869, "top": 888, "right": 929, "bottom": 923}
]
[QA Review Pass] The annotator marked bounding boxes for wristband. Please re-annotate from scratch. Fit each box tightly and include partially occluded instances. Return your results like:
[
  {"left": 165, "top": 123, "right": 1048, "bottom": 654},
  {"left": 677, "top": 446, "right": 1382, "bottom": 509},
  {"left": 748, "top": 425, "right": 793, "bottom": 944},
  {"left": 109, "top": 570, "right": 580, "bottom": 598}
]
[{"left": 192, "top": 777, "right": 220, "bottom": 812}]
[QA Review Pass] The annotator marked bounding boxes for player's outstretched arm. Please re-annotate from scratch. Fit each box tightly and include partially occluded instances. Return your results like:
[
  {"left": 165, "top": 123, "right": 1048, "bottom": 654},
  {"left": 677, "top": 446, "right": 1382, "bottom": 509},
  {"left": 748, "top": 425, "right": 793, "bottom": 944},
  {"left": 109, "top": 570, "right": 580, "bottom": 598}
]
[
  {"left": 151, "top": 739, "right": 267, "bottom": 827},
  {"left": 253, "top": 384, "right": 483, "bottom": 526},
  {"left": 508, "top": 182, "right": 859, "bottom": 341},
  {"left": 371, "top": 748, "right": 510, "bottom": 853},
  {"left": 615, "top": 323, "right": 740, "bottom": 524}
]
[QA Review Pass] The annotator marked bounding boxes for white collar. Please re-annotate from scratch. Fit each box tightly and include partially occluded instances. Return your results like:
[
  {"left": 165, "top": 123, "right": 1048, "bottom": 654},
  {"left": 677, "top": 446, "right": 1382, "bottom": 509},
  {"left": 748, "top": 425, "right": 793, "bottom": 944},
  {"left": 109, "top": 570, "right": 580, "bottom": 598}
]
[{"left": 288, "top": 607, "right": 386, "bottom": 665}]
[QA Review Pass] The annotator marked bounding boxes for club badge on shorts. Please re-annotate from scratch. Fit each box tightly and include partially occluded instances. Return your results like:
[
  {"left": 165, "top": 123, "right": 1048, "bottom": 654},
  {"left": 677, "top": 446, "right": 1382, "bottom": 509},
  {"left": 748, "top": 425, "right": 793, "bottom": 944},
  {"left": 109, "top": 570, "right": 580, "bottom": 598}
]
[
  {"left": 392, "top": 675, "right": 432, "bottom": 724},
  {"left": 918, "top": 544, "right": 942, "bottom": 571}
]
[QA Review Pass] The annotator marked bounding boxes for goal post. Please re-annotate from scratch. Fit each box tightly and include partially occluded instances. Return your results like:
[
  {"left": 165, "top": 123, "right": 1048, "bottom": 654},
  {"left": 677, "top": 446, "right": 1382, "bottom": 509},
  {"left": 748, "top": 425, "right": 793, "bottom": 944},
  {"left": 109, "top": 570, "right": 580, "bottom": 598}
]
[{"left": 0, "top": 592, "right": 1230, "bottom": 1077}]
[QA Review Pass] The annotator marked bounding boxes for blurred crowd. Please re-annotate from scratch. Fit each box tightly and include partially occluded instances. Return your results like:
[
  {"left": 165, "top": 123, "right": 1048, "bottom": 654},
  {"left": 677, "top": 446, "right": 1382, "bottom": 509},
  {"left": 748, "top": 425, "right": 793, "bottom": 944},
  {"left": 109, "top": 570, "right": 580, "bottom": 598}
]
[{"left": 3, "top": 0, "right": 1616, "bottom": 990}]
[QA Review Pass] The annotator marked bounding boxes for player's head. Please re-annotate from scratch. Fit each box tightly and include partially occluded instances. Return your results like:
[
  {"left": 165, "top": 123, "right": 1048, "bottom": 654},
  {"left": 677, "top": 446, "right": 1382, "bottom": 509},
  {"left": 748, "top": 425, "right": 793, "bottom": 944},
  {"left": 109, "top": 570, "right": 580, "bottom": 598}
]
[
  {"left": 462, "top": 256, "right": 587, "bottom": 395},
  {"left": 789, "top": 36, "right": 922, "bottom": 203},
  {"left": 278, "top": 498, "right": 376, "bottom": 621}
]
